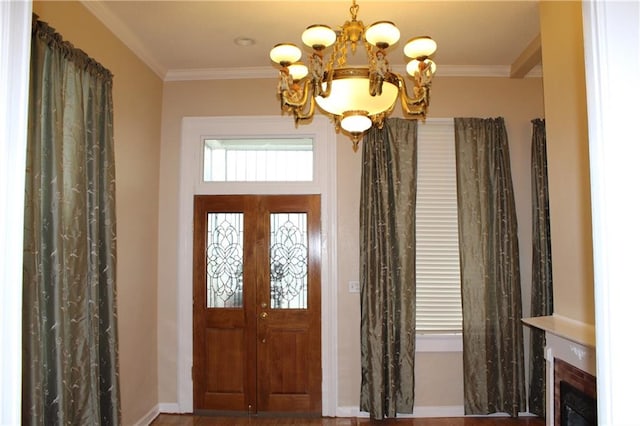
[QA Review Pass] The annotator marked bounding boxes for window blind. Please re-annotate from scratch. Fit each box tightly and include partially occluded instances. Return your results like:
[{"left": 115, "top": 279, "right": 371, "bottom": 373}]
[{"left": 415, "top": 118, "right": 462, "bottom": 333}]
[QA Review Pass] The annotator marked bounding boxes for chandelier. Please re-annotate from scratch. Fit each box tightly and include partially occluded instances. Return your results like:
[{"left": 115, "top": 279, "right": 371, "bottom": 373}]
[{"left": 269, "top": 0, "right": 437, "bottom": 151}]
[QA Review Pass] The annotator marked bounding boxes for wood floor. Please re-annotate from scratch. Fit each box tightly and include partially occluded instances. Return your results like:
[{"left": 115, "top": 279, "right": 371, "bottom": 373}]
[{"left": 151, "top": 414, "right": 545, "bottom": 426}]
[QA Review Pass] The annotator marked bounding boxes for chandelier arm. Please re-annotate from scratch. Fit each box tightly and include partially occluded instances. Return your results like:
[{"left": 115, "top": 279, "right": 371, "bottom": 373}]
[
  {"left": 281, "top": 78, "right": 312, "bottom": 109},
  {"left": 312, "top": 31, "right": 343, "bottom": 99},
  {"left": 397, "top": 74, "right": 431, "bottom": 118},
  {"left": 400, "top": 92, "right": 429, "bottom": 118},
  {"left": 317, "top": 69, "right": 334, "bottom": 99},
  {"left": 293, "top": 95, "right": 317, "bottom": 123}
]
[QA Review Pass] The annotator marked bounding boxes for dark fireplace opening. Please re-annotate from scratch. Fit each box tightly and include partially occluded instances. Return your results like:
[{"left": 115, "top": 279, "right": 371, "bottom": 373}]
[{"left": 560, "top": 380, "right": 597, "bottom": 426}]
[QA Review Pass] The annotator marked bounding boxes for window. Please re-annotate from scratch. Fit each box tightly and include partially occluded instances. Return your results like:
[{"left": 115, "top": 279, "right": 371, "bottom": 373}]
[
  {"left": 203, "top": 138, "right": 313, "bottom": 182},
  {"left": 415, "top": 119, "right": 463, "bottom": 335}
]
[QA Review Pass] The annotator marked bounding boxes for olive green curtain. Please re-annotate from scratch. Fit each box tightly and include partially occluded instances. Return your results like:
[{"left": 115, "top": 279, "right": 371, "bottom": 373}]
[
  {"left": 454, "top": 117, "right": 525, "bottom": 417},
  {"left": 22, "top": 17, "right": 120, "bottom": 425},
  {"left": 528, "top": 118, "right": 553, "bottom": 417},
  {"left": 359, "top": 118, "right": 417, "bottom": 420}
]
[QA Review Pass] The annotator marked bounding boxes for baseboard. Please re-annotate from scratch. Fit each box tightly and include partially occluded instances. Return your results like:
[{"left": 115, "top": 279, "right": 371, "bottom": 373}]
[
  {"left": 410, "top": 405, "right": 465, "bottom": 417},
  {"left": 133, "top": 404, "right": 160, "bottom": 426},
  {"left": 335, "top": 405, "right": 465, "bottom": 418},
  {"left": 158, "top": 402, "right": 182, "bottom": 413},
  {"left": 133, "top": 403, "right": 185, "bottom": 426},
  {"left": 139, "top": 403, "right": 531, "bottom": 421}
]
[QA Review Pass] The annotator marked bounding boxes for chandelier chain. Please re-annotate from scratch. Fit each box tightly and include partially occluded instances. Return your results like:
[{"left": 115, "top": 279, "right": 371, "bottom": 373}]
[
  {"left": 323, "top": 35, "right": 341, "bottom": 84},
  {"left": 350, "top": 0, "right": 359, "bottom": 20},
  {"left": 337, "top": 32, "right": 348, "bottom": 67}
]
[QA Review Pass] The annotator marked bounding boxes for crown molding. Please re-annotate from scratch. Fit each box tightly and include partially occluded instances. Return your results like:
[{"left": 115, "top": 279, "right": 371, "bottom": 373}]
[
  {"left": 164, "top": 67, "right": 274, "bottom": 81},
  {"left": 164, "top": 64, "right": 543, "bottom": 82},
  {"left": 526, "top": 64, "right": 543, "bottom": 78},
  {"left": 436, "top": 64, "right": 511, "bottom": 77},
  {"left": 80, "top": 0, "right": 166, "bottom": 79}
]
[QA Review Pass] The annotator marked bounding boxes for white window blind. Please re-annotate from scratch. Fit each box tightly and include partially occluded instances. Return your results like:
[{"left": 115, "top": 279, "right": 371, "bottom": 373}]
[{"left": 415, "top": 118, "right": 462, "bottom": 333}]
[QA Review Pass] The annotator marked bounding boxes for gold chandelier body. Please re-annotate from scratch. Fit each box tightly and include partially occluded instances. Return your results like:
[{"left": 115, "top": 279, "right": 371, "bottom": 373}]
[{"left": 270, "top": 0, "right": 437, "bottom": 150}]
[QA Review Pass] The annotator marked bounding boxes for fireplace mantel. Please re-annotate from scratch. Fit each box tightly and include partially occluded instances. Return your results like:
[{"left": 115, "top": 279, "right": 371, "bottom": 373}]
[
  {"left": 523, "top": 315, "right": 596, "bottom": 425},
  {"left": 522, "top": 315, "right": 595, "bottom": 348}
]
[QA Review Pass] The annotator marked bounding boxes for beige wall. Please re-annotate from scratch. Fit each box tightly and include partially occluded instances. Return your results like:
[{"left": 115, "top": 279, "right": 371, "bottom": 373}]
[
  {"left": 158, "top": 76, "right": 544, "bottom": 407},
  {"left": 24, "top": 0, "right": 595, "bottom": 418},
  {"left": 539, "top": 1, "right": 595, "bottom": 324},
  {"left": 32, "top": 2, "right": 164, "bottom": 424}
]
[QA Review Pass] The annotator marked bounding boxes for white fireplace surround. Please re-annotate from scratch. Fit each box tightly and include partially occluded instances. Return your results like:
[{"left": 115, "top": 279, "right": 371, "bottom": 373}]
[{"left": 523, "top": 315, "right": 596, "bottom": 426}]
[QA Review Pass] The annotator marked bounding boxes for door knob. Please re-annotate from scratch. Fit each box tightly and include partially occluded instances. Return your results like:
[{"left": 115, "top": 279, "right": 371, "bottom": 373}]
[
  {"left": 261, "top": 302, "right": 268, "bottom": 308},
  {"left": 260, "top": 311, "right": 268, "bottom": 319}
]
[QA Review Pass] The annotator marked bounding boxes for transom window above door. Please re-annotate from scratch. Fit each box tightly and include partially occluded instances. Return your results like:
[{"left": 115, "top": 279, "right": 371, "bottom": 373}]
[{"left": 203, "top": 138, "right": 313, "bottom": 182}]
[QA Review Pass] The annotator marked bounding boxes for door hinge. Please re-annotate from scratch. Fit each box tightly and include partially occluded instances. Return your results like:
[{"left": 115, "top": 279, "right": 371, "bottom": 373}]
[{"left": 191, "top": 366, "right": 193, "bottom": 380}]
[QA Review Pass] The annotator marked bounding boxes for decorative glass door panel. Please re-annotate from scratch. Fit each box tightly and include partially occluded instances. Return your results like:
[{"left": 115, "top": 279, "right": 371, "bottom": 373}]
[
  {"left": 206, "top": 213, "right": 243, "bottom": 308},
  {"left": 270, "top": 213, "right": 308, "bottom": 309}
]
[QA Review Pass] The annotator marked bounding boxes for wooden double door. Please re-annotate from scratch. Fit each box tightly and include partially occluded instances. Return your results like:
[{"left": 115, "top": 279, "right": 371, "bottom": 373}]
[{"left": 193, "top": 195, "right": 322, "bottom": 415}]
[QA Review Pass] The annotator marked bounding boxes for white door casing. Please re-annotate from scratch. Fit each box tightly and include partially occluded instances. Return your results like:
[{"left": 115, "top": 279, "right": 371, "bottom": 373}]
[{"left": 176, "top": 115, "right": 338, "bottom": 415}]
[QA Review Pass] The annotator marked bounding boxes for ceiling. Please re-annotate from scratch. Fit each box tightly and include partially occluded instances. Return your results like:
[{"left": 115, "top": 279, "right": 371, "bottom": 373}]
[{"left": 81, "top": 0, "right": 541, "bottom": 81}]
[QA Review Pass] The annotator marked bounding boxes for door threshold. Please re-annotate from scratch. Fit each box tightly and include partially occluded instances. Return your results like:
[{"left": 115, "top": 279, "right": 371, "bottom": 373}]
[{"left": 193, "top": 410, "right": 322, "bottom": 418}]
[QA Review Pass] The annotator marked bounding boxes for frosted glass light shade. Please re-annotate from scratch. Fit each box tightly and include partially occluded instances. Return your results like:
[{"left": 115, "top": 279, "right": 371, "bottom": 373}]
[
  {"left": 315, "top": 68, "right": 399, "bottom": 116},
  {"left": 302, "top": 25, "right": 337, "bottom": 49},
  {"left": 270, "top": 43, "right": 302, "bottom": 65},
  {"left": 365, "top": 21, "right": 400, "bottom": 47},
  {"left": 341, "top": 111, "right": 372, "bottom": 133},
  {"left": 406, "top": 59, "right": 420, "bottom": 77},
  {"left": 403, "top": 36, "right": 437, "bottom": 59},
  {"left": 288, "top": 62, "right": 309, "bottom": 80},
  {"left": 406, "top": 59, "right": 437, "bottom": 77}
]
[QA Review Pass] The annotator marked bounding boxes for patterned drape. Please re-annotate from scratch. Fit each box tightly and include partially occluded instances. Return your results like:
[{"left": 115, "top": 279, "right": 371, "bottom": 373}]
[
  {"left": 528, "top": 118, "right": 553, "bottom": 417},
  {"left": 359, "top": 118, "right": 417, "bottom": 420},
  {"left": 22, "top": 16, "right": 120, "bottom": 425},
  {"left": 454, "top": 117, "right": 525, "bottom": 417}
]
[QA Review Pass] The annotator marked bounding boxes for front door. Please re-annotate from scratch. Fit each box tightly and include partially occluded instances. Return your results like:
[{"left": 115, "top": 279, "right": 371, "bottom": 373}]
[{"left": 192, "top": 194, "right": 322, "bottom": 415}]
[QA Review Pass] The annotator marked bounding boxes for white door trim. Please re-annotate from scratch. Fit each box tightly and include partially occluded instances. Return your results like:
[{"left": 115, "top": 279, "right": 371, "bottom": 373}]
[
  {"left": 582, "top": 2, "right": 640, "bottom": 424},
  {"left": 0, "top": 2, "right": 31, "bottom": 424},
  {"left": 176, "top": 115, "right": 338, "bottom": 415}
]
